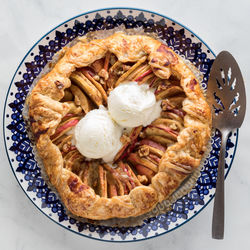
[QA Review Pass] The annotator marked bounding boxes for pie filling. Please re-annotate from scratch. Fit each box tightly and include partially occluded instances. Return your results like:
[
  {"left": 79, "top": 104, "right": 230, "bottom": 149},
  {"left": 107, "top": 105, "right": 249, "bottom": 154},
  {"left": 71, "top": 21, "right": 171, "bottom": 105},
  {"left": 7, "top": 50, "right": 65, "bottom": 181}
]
[
  {"left": 28, "top": 33, "right": 211, "bottom": 219},
  {"left": 52, "top": 54, "right": 186, "bottom": 198}
]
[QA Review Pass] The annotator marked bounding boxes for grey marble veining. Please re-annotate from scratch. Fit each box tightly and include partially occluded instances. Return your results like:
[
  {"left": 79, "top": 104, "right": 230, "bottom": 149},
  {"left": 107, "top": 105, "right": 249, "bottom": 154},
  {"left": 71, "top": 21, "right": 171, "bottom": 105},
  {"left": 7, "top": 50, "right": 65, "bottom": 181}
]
[{"left": 1, "top": 0, "right": 250, "bottom": 249}]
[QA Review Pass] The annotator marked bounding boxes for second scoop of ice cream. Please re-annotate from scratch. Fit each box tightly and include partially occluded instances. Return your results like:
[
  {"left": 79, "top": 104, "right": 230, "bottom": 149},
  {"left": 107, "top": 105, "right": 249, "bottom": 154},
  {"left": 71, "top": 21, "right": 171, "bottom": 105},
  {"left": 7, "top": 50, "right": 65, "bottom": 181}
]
[
  {"left": 108, "top": 82, "right": 161, "bottom": 128},
  {"left": 74, "top": 108, "right": 122, "bottom": 162}
]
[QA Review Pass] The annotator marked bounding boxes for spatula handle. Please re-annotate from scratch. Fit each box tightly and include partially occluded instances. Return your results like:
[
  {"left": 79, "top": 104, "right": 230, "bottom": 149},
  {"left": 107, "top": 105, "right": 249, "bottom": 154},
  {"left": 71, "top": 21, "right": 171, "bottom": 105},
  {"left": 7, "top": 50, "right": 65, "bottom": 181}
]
[{"left": 212, "top": 130, "right": 229, "bottom": 239}]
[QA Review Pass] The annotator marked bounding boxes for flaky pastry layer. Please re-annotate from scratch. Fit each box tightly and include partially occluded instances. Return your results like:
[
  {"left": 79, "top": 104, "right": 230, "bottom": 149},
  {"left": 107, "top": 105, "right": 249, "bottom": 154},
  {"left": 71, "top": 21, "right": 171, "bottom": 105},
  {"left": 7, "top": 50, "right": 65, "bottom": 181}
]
[{"left": 28, "top": 33, "right": 211, "bottom": 220}]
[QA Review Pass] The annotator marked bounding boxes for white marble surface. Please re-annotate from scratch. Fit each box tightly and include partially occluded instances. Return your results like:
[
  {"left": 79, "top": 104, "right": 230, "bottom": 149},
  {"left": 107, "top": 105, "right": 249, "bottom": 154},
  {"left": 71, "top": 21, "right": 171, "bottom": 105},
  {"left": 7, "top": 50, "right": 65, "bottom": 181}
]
[{"left": 1, "top": 0, "right": 250, "bottom": 249}]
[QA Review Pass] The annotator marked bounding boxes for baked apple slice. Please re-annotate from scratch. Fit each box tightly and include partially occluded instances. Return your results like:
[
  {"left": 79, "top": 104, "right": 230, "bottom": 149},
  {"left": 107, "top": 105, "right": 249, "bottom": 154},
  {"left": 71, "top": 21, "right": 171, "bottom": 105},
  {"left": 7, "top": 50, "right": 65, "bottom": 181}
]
[
  {"left": 56, "top": 135, "right": 77, "bottom": 156},
  {"left": 161, "top": 111, "right": 184, "bottom": 124},
  {"left": 107, "top": 173, "right": 118, "bottom": 198},
  {"left": 116, "top": 162, "right": 136, "bottom": 192},
  {"left": 91, "top": 58, "right": 104, "bottom": 73},
  {"left": 161, "top": 99, "right": 186, "bottom": 123},
  {"left": 103, "top": 52, "right": 111, "bottom": 71},
  {"left": 129, "top": 64, "right": 151, "bottom": 81},
  {"left": 70, "top": 71, "right": 103, "bottom": 106},
  {"left": 144, "top": 125, "right": 178, "bottom": 141},
  {"left": 79, "top": 163, "right": 90, "bottom": 185},
  {"left": 118, "top": 162, "right": 141, "bottom": 188},
  {"left": 155, "top": 85, "right": 184, "bottom": 100},
  {"left": 114, "top": 126, "right": 142, "bottom": 163},
  {"left": 80, "top": 68, "right": 107, "bottom": 104},
  {"left": 102, "top": 164, "right": 125, "bottom": 196},
  {"left": 61, "top": 89, "right": 74, "bottom": 102},
  {"left": 138, "top": 144, "right": 164, "bottom": 158},
  {"left": 149, "top": 77, "right": 162, "bottom": 88},
  {"left": 115, "top": 56, "right": 147, "bottom": 87},
  {"left": 98, "top": 165, "right": 107, "bottom": 198},
  {"left": 64, "top": 101, "right": 83, "bottom": 115},
  {"left": 51, "top": 117, "right": 80, "bottom": 141},
  {"left": 165, "top": 95, "right": 186, "bottom": 108},
  {"left": 139, "top": 139, "right": 166, "bottom": 152},
  {"left": 107, "top": 182, "right": 118, "bottom": 197},
  {"left": 127, "top": 153, "right": 158, "bottom": 173},
  {"left": 134, "top": 164, "right": 155, "bottom": 181},
  {"left": 146, "top": 135, "right": 174, "bottom": 147},
  {"left": 135, "top": 69, "right": 154, "bottom": 85},
  {"left": 63, "top": 149, "right": 84, "bottom": 173},
  {"left": 70, "top": 85, "right": 92, "bottom": 113},
  {"left": 53, "top": 134, "right": 72, "bottom": 150},
  {"left": 152, "top": 118, "right": 183, "bottom": 131}
]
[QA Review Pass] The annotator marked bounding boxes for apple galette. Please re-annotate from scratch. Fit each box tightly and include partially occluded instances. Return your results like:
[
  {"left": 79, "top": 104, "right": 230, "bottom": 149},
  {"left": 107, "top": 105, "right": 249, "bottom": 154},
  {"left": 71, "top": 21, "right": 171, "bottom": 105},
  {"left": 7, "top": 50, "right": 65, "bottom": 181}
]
[{"left": 28, "top": 33, "right": 211, "bottom": 220}]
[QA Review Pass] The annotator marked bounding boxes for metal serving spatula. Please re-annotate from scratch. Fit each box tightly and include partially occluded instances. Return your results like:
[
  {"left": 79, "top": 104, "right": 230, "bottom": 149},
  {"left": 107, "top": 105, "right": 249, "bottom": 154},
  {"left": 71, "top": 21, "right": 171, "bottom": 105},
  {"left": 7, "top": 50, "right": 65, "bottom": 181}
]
[{"left": 207, "top": 51, "right": 246, "bottom": 239}]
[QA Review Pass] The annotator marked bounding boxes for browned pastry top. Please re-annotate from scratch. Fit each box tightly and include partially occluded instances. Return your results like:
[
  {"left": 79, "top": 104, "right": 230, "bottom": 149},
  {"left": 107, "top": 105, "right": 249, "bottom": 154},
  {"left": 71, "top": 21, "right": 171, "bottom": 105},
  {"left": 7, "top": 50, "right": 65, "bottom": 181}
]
[{"left": 28, "top": 33, "right": 211, "bottom": 220}]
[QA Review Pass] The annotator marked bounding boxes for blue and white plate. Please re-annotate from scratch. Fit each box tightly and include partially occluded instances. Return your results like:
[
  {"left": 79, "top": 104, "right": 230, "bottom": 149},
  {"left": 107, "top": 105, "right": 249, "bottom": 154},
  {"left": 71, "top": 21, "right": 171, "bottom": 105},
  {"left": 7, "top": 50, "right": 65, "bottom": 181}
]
[{"left": 3, "top": 8, "right": 238, "bottom": 242}]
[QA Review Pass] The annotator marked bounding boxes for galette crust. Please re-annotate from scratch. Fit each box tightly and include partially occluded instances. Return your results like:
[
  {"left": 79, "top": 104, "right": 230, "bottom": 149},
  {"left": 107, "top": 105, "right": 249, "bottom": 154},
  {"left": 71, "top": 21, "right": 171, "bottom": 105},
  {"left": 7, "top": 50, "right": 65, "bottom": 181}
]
[{"left": 28, "top": 33, "right": 211, "bottom": 220}]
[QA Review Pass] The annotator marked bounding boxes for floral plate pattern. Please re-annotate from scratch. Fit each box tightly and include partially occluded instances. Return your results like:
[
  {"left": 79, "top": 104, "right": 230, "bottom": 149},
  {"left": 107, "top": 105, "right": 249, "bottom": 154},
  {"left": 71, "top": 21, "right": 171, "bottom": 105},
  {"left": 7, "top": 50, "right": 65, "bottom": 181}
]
[{"left": 3, "top": 8, "right": 238, "bottom": 242}]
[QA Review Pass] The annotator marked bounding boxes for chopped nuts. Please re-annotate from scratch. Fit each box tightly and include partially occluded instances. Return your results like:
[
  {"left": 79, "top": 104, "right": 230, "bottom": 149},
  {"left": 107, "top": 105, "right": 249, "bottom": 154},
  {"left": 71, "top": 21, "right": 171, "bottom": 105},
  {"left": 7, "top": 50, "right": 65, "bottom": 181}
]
[
  {"left": 116, "top": 70, "right": 124, "bottom": 76},
  {"left": 169, "top": 123, "right": 177, "bottom": 130},
  {"left": 120, "top": 133, "right": 131, "bottom": 144},
  {"left": 62, "top": 142, "right": 72, "bottom": 153},
  {"left": 137, "top": 175, "right": 148, "bottom": 185},
  {"left": 93, "top": 75, "right": 100, "bottom": 81},
  {"left": 156, "top": 83, "right": 168, "bottom": 92},
  {"left": 122, "top": 64, "right": 131, "bottom": 71},
  {"left": 99, "top": 69, "right": 109, "bottom": 80},
  {"left": 161, "top": 99, "right": 174, "bottom": 111},
  {"left": 138, "top": 146, "right": 150, "bottom": 157},
  {"left": 99, "top": 78, "right": 105, "bottom": 85}
]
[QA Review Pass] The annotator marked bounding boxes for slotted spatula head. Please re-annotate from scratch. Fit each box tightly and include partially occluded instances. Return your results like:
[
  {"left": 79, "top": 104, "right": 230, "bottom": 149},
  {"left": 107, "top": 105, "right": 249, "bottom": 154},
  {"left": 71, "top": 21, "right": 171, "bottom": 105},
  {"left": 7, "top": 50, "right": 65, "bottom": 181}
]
[
  {"left": 207, "top": 51, "right": 246, "bottom": 130},
  {"left": 207, "top": 51, "right": 246, "bottom": 239}
]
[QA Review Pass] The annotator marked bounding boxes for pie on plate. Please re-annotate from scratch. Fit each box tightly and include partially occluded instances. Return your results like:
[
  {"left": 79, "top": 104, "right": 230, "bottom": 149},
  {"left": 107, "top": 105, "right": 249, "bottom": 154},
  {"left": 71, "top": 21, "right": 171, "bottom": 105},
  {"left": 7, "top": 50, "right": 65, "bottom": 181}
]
[{"left": 27, "top": 32, "right": 211, "bottom": 220}]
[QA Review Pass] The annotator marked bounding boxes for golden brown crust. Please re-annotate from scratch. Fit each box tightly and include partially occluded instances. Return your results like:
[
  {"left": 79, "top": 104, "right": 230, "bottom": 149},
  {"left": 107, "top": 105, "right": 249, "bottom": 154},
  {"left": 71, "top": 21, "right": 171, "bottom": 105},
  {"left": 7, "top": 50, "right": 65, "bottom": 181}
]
[{"left": 28, "top": 33, "right": 211, "bottom": 219}]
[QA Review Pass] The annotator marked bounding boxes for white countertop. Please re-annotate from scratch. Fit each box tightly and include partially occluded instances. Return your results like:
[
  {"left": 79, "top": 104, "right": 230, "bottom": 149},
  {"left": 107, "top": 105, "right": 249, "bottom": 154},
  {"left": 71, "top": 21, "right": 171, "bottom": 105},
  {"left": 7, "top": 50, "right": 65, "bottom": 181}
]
[{"left": 0, "top": 0, "right": 250, "bottom": 249}]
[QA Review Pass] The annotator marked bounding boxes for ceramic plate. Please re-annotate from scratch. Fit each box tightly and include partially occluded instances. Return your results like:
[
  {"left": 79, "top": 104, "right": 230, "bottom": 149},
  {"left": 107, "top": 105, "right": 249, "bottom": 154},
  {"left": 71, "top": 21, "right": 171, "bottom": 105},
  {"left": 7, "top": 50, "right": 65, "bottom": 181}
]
[{"left": 3, "top": 8, "right": 238, "bottom": 242}]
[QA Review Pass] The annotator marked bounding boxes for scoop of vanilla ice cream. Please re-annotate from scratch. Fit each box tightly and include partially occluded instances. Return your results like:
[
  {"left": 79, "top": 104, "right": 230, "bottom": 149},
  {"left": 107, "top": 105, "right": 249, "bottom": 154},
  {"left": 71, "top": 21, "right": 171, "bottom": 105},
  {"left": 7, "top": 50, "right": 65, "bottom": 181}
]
[
  {"left": 75, "top": 108, "right": 122, "bottom": 162},
  {"left": 108, "top": 82, "right": 161, "bottom": 127}
]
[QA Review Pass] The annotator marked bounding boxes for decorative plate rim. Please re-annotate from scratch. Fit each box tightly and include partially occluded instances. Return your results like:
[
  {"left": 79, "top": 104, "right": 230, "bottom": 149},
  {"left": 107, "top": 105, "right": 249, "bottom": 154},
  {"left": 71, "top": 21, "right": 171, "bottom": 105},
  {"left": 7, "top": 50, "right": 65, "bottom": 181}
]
[{"left": 3, "top": 7, "right": 239, "bottom": 242}]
